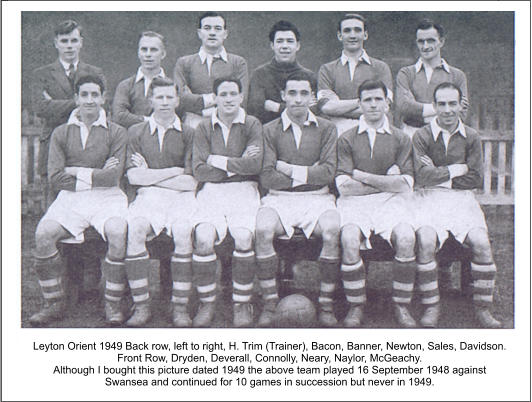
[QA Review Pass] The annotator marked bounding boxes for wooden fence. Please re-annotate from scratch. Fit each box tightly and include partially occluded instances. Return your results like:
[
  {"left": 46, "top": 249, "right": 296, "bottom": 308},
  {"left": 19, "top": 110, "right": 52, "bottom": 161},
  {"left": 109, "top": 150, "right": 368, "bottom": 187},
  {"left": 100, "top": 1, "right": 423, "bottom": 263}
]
[{"left": 21, "top": 95, "right": 514, "bottom": 216}]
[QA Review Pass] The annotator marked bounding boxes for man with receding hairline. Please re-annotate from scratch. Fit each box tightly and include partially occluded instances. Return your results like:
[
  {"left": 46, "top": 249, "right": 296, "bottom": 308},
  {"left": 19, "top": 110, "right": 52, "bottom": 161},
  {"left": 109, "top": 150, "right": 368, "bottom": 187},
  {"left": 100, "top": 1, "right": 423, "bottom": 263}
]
[
  {"left": 174, "top": 12, "right": 249, "bottom": 129},
  {"left": 112, "top": 31, "right": 168, "bottom": 128},
  {"left": 318, "top": 13, "right": 393, "bottom": 135},
  {"left": 396, "top": 19, "right": 469, "bottom": 138}
]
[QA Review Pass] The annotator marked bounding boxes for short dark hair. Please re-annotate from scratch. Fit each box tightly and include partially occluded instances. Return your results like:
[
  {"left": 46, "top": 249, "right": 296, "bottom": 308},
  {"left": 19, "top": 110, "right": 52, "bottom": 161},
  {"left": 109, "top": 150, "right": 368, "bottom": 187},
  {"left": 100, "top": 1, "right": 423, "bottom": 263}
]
[
  {"left": 54, "top": 20, "right": 82, "bottom": 37},
  {"left": 416, "top": 19, "right": 445, "bottom": 38},
  {"left": 148, "top": 77, "right": 177, "bottom": 97},
  {"left": 212, "top": 77, "right": 242, "bottom": 95},
  {"left": 337, "top": 13, "right": 367, "bottom": 33},
  {"left": 433, "top": 82, "right": 462, "bottom": 103},
  {"left": 198, "top": 12, "right": 226, "bottom": 29},
  {"left": 75, "top": 75, "right": 105, "bottom": 95},
  {"left": 282, "top": 70, "right": 317, "bottom": 93},
  {"left": 139, "top": 31, "right": 166, "bottom": 49},
  {"left": 357, "top": 79, "right": 388, "bottom": 100},
  {"left": 269, "top": 20, "right": 300, "bottom": 42}
]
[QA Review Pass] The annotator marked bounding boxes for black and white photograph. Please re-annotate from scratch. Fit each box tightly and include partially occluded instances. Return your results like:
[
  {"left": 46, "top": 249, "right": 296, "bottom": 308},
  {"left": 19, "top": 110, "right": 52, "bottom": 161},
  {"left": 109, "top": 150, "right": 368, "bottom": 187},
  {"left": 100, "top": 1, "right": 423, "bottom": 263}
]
[{"left": 3, "top": 2, "right": 530, "bottom": 401}]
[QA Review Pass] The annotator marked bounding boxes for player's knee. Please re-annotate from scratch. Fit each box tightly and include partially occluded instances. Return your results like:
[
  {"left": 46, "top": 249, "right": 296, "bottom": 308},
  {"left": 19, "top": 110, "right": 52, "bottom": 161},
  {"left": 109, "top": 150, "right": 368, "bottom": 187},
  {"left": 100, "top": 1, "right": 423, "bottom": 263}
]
[
  {"left": 171, "top": 221, "right": 193, "bottom": 250},
  {"left": 127, "top": 217, "right": 150, "bottom": 246},
  {"left": 391, "top": 223, "right": 415, "bottom": 256},
  {"left": 104, "top": 217, "right": 127, "bottom": 243},
  {"left": 416, "top": 226, "right": 438, "bottom": 260},
  {"left": 466, "top": 228, "right": 492, "bottom": 261},
  {"left": 35, "top": 219, "right": 63, "bottom": 251},
  {"left": 341, "top": 225, "right": 361, "bottom": 250},
  {"left": 194, "top": 223, "right": 216, "bottom": 255},
  {"left": 318, "top": 212, "right": 341, "bottom": 244},
  {"left": 255, "top": 208, "right": 277, "bottom": 244},
  {"left": 231, "top": 228, "right": 253, "bottom": 251}
]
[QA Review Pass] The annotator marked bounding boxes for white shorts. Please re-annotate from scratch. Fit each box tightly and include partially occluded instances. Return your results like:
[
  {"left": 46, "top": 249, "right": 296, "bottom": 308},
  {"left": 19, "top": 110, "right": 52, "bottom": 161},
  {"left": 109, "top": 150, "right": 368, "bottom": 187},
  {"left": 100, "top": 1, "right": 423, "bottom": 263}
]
[
  {"left": 412, "top": 188, "right": 488, "bottom": 245},
  {"left": 42, "top": 187, "right": 128, "bottom": 243},
  {"left": 261, "top": 187, "right": 337, "bottom": 239},
  {"left": 337, "top": 192, "right": 415, "bottom": 249},
  {"left": 195, "top": 181, "right": 260, "bottom": 244},
  {"left": 128, "top": 187, "right": 198, "bottom": 240}
]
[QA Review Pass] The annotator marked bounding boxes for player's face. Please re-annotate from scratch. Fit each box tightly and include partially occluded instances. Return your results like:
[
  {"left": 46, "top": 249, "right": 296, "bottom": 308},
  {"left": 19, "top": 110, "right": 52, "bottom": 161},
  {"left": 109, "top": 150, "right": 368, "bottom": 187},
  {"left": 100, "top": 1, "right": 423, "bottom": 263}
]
[
  {"left": 54, "top": 29, "right": 83, "bottom": 63},
  {"left": 281, "top": 80, "right": 312, "bottom": 119},
  {"left": 150, "top": 85, "right": 179, "bottom": 116},
  {"left": 75, "top": 82, "right": 104, "bottom": 115},
  {"left": 337, "top": 18, "right": 367, "bottom": 53},
  {"left": 434, "top": 87, "right": 462, "bottom": 130},
  {"left": 215, "top": 81, "right": 243, "bottom": 116},
  {"left": 197, "top": 16, "right": 227, "bottom": 50},
  {"left": 359, "top": 88, "right": 388, "bottom": 124},
  {"left": 138, "top": 36, "right": 166, "bottom": 71},
  {"left": 416, "top": 28, "right": 444, "bottom": 61},
  {"left": 271, "top": 31, "right": 300, "bottom": 64}
]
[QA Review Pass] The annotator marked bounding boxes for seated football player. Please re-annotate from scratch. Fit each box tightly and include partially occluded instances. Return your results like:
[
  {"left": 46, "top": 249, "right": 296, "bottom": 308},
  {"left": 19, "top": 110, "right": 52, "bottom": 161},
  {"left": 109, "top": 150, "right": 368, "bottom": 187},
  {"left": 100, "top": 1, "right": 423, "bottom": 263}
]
[
  {"left": 412, "top": 82, "right": 501, "bottom": 328},
  {"left": 335, "top": 79, "right": 418, "bottom": 328},
  {"left": 192, "top": 77, "right": 263, "bottom": 328},
  {"left": 255, "top": 71, "right": 341, "bottom": 328},
  {"left": 30, "top": 74, "right": 128, "bottom": 326},
  {"left": 124, "top": 77, "right": 197, "bottom": 327}
]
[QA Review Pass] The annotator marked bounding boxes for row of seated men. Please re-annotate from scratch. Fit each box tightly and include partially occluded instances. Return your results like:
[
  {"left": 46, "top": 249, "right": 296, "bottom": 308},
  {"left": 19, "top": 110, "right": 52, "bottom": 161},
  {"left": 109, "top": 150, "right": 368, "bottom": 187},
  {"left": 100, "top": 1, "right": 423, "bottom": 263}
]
[{"left": 29, "top": 69, "right": 501, "bottom": 329}]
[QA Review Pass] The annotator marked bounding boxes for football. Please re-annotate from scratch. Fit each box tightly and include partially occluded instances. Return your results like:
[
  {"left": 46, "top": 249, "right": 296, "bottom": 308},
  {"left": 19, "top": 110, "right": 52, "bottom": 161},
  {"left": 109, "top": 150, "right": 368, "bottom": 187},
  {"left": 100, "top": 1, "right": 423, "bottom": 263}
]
[{"left": 274, "top": 294, "right": 317, "bottom": 328}]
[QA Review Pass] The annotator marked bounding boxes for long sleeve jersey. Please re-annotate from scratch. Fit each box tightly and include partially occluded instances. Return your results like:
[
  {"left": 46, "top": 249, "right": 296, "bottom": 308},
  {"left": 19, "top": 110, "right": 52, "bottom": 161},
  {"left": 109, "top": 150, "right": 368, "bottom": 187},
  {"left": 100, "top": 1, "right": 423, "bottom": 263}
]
[
  {"left": 396, "top": 59, "right": 469, "bottom": 128},
  {"left": 248, "top": 58, "right": 317, "bottom": 124},
  {"left": 260, "top": 113, "right": 337, "bottom": 192},
  {"left": 193, "top": 111, "right": 263, "bottom": 184},
  {"left": 412, "top": 122, "right": 482, "bottom": 190},
  {"left": 174, "top": 52, "right": 249, "bottom": 113},
  {"left": 48, "top": 119, "right": 126, "bottom": 192}
]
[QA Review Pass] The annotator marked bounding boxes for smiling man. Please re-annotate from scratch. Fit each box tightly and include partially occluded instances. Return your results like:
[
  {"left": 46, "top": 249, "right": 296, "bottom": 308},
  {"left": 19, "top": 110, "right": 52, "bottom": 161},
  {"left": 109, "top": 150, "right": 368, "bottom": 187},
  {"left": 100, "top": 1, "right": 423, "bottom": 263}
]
[
  {"left": 123, "top": 77, "right": 197, "bottom": 327},
  {"left": 174, "top": 12, "right": 249, "bottom": 129},
  {"left": 256, "top": 71, "right": 340, "bottom": 327},
  {"left": 31, "top": 20, "right": 107, "bottom": 204},
  {"left": 112, "top": 31, "right": 168, "bottom": 128},
  {"left": 318, "top": 13, "right": 393, "bottom": 135},
  {"left": 396, "top": 19, "right": 469, "bottom": 137},
  {"left": 248, "top": 20, "right": 316, "bottom": 124},
  {"left": 29, "top": 75, "right": 128, "bottom": 326},
  {"left": 335, "top": 80, "right": 417, "bottom": 328},
  {"left": 192, "top": 77, "right": 263, "bottom": 328},
  {"left": 412, "top": 82, "right": 501, "bottom": 328}
]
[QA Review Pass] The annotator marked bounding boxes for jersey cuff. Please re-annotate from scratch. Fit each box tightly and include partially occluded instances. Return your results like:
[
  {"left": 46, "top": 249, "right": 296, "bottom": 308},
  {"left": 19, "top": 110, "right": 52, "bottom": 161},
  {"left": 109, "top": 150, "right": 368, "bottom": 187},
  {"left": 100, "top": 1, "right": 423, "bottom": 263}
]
[
  {"left": 202, "top": 93, "right": 215, "bottom": 108},
  {"left": 202, "top": 106, "right": 215, "bottom": 117},
  {"left": 75, "top": 168, "right": 93, "bottom": 191},
  {"left": 437, "top": 179, "right": 453, "bottom": 189},
  {"left": 291, "top": 165, "right": 308, "bottom": 186},
  {"left": 207, "top": 155, "right": 228, "bottom": 171},
  {"left": 335, "top": 175, "right": 351, "bottom": 188}
]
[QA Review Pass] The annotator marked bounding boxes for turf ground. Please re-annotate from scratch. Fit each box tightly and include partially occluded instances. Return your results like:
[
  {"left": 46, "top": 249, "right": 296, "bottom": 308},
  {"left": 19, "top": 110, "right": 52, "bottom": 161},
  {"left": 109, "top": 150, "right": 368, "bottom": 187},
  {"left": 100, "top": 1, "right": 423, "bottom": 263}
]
[{"left": 20, "top": 205, "right": 514, "bottom": 329}]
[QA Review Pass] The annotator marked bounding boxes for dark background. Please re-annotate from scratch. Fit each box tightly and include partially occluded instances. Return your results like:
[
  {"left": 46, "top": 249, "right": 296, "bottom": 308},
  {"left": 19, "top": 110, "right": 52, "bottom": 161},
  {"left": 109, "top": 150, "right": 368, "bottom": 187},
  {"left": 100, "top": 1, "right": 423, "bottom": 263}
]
[{"left": 22, "top": 11, "right": 514, "bottom": 115}]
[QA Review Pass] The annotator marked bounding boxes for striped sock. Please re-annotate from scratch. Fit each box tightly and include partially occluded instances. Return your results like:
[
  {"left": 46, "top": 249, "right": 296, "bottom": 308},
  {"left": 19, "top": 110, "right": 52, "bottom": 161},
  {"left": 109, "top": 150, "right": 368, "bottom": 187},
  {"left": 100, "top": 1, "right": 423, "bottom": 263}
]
[
  {"left": 319, "top": 257, "right": 340, "bottom": 309},
  {"left": 34, "top": 250, "right": 64, "bottom": 302},
  {"left": 256, "top": 253, "right": 279, "bottom": 303},
  {"left": 471, "top": 261, "right": 497, "bottom": 307},
  {"left": 102, "top": 255, "right": 126, "bottom": 303},
  {"left": 171, "top": 253, "right": 192, "bottom": 305},
  {"left": 125, "top": 252, "right": 150, "bottom": 305},
  {"left": 417, "top": 261, "right": 440, "bottom": 305},
  {"left": 232, "top": 250, "right": 256, "bottom": 303},
  {"left": 341, "top": 260, "right": 366, "bottom": 305},
  {"left": 192, "top": 254, "right": 217, "bottom": 303},
  {"left": 392, "top": 256, "right": 416, "bottom": 304}
]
